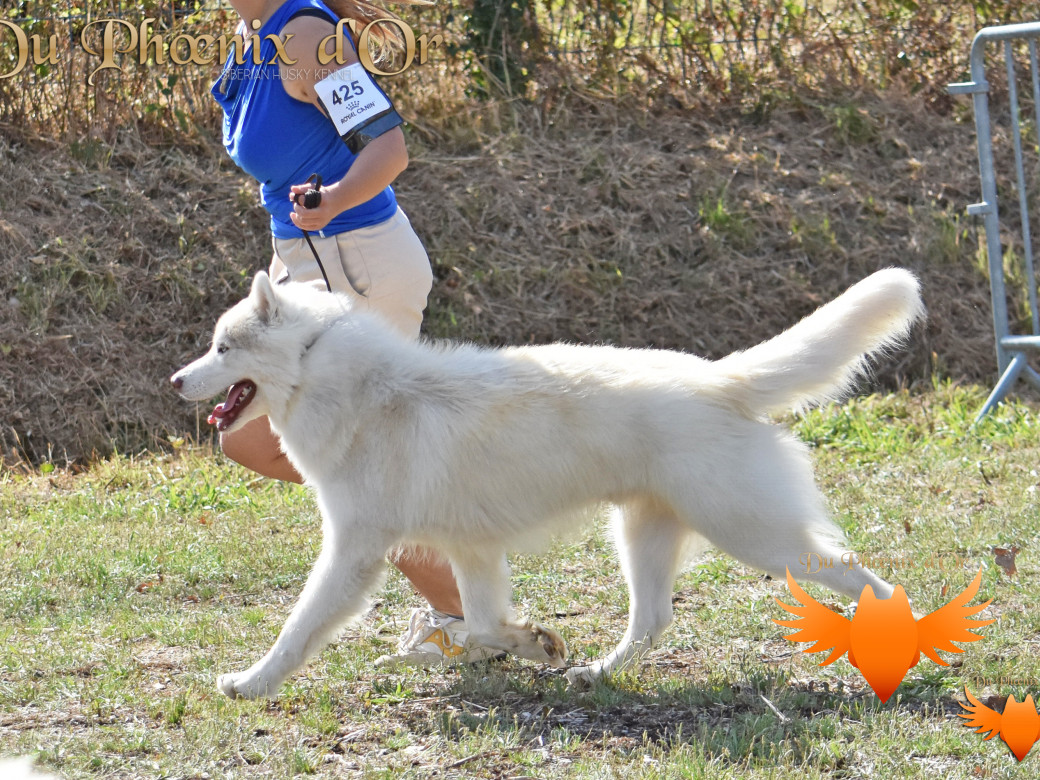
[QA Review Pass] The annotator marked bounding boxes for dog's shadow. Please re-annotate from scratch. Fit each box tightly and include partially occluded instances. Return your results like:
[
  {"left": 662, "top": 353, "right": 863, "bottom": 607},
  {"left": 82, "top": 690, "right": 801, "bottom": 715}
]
[{"left": 408, "top": 663, "right": 965, "bottom": 763}]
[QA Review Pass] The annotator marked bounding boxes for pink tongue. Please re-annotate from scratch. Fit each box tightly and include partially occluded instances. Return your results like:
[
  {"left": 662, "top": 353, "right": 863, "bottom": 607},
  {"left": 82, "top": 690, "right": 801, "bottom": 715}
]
[
  {"left": 222, "top": 383, "right": 247, "bottom": 414},
  {"left": 208, "top": 382, "right": 248, "bottom": 425}
]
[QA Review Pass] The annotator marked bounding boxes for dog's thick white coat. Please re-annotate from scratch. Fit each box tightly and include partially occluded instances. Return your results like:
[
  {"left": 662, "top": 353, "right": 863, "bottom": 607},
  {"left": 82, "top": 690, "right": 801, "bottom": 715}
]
[{"left": 172, "top": 269, "right": 923, "bottom": 698}]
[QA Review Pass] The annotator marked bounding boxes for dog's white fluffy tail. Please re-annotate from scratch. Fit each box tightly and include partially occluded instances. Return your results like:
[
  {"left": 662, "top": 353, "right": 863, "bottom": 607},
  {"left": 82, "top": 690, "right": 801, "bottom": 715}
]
[{"left": 714, "top": 268, "right": 924, "bottom": 415}]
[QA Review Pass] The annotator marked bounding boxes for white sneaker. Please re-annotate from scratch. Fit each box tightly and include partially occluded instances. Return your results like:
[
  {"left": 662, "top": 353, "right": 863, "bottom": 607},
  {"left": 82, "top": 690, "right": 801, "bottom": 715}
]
[{"left": 375, "top": 608, "right": 505, "bottom": 668}]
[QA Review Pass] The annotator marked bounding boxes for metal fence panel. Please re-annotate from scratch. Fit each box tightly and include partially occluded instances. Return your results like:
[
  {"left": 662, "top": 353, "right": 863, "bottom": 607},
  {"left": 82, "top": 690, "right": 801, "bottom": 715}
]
[{"left": 949, "top": 22, "right": 1040, "bottom": 421}]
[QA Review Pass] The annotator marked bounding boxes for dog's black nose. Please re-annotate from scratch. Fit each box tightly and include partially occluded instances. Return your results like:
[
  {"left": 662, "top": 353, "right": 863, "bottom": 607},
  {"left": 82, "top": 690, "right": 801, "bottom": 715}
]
[{"left": 171, "top": 376, "right": 183, "bottom": 390}]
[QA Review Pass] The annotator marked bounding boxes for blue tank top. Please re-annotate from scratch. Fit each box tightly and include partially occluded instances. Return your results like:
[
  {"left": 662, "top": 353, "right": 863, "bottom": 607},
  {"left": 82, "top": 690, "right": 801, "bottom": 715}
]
[{"left": 211, "top": 0, "right": 398, "bottom": 239}]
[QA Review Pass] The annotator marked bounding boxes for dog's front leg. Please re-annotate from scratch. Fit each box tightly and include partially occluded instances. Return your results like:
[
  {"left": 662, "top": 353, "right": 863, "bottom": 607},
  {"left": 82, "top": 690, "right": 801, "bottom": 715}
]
[
  {"left": 218, "top": 532, "right": 387, "bottom": 700},
  {"left": 450, "top": 550, "right": 567, "bottom": 667}
]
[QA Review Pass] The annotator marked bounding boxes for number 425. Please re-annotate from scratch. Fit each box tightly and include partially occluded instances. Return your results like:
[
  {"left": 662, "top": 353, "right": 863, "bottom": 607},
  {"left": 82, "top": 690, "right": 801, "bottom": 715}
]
[{"left": 330, "top": 81, "right": 364, "bottom": 104}]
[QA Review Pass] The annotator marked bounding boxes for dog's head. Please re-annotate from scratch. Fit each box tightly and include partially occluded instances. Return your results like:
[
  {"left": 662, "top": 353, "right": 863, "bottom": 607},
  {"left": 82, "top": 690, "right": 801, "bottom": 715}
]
[{"left": 170, "top": 271, "right": 336, "bottom": 433}]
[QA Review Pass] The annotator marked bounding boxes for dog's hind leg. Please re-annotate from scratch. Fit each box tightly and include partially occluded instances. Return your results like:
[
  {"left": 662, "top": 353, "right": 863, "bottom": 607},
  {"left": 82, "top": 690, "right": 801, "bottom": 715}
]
[
  {"left": 448, "top": 550, "right": 567, "bottom": 667},
  {"left": 217, "top": 528, "right": 389, "bottom": 699},
  {"left": 701, "top": 430, "right": 896, "bottom": 602},
  {"left": 566, "top": 499, "right": 689, "bottom": 685}
]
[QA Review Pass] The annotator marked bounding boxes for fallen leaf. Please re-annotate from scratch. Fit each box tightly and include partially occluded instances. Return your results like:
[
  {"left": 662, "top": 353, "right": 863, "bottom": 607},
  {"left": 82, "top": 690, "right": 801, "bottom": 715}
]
[{"left": 993, "top": 546, "right": 1021, "bottom": 577}]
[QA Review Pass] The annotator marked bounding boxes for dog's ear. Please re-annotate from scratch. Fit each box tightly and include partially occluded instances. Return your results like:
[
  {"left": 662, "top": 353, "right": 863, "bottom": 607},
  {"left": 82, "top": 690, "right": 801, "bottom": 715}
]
[{"left": 250, "top": 271, "right": 279, "bottom": 325}]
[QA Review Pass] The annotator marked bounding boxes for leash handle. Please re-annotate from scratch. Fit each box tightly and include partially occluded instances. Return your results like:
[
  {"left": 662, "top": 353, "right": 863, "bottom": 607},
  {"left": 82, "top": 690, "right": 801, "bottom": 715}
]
[
  {"left": 300, "top": 173, "right": 323, "bottom": 209},
  {"left": 294, "top": 173, "right": 332, "bottom": 293}
]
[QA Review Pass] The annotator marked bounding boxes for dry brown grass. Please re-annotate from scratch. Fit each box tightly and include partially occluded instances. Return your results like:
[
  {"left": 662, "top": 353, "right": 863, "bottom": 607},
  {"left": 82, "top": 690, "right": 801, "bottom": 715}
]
[
  {"left": 0, "top": 131, "right": 269, "bottom": 465},
  {"left": 5, "top": 1, "right": 1033, "bottom": 466},
  {"left": 404, "top": 90, "right": 991, "bottom": 365},
  {"left": 0, "top": 83, "right": 1009, "bottom": 467}
]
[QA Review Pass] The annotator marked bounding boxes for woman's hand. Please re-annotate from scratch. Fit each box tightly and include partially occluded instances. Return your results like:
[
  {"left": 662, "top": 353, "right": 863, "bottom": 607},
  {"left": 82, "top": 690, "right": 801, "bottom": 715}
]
[
  {"left": 287, "top": 126, "right": 408, "bottom": 233},
  {"left": 288, "top": 181, "right": 337, "bottom": 232}
]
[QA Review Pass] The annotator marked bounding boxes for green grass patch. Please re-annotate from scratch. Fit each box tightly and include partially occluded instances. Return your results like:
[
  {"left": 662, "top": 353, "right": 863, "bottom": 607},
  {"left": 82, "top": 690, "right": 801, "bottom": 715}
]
[{"left": 2, "top": 387, "right": 1039, "bottom": 777}]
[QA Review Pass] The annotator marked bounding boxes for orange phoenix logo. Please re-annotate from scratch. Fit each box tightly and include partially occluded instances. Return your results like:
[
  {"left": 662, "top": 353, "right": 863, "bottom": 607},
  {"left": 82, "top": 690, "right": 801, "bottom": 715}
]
[
  {"left": 960, "top": 687, "right": 1040, "bottom": 761},
  {"left": 773, "top": 568, "right": 994, "bottom": 702}
]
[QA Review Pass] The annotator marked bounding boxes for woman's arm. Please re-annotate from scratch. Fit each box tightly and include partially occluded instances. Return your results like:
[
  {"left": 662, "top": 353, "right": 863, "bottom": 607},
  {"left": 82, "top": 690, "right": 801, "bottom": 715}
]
[{"left": 278, "top": 14, "right": 408, "bottom": 232}]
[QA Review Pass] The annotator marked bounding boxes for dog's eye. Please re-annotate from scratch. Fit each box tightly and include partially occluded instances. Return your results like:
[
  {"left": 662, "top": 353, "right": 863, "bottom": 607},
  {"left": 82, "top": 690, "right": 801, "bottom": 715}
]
[{"left": 217, "top": 343, "right": 229, "bottom": 355}]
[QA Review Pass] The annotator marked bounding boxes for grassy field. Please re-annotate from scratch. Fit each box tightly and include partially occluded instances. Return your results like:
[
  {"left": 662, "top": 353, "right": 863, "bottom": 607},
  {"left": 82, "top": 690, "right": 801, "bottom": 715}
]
[{"left": 1, "top": 385, "right": 1039, "bottom": 778}]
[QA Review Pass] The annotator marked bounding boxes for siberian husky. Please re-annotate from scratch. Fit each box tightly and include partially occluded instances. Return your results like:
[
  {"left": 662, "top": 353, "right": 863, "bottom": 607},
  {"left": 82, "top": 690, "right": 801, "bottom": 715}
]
[{"left": 172, "top": 268, "right": 923, "bottom": 699}]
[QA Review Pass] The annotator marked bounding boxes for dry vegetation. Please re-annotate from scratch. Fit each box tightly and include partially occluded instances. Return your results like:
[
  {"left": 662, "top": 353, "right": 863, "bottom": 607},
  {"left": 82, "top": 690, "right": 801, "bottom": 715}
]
[
  {"left": 0, "top": 0, "right": 1035, "bottom": 466},
  {"left": 0, "top": 87, "right": 1002, "bottom": 466}
]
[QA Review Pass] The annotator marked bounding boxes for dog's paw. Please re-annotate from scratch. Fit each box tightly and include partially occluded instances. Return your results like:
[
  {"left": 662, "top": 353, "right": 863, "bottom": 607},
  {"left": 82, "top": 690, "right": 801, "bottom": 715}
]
[
  {"left": 529, "top": 623, "right": 568, "bottom": 667},
  {"left": 564, "top": 663, "right": 603, "bottom": 687},
  {"left": 475, "top": 621, "right": 569, "bottom": 666},
  {"left": 217, "top": 670, "right": 277, "bottom": 700}
]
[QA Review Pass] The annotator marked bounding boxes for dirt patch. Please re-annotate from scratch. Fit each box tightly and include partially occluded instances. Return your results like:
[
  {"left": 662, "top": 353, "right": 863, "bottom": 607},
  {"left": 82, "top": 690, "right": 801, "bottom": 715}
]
[{"left": 0, "top": 88, "right": 1009, "bottom": 466}]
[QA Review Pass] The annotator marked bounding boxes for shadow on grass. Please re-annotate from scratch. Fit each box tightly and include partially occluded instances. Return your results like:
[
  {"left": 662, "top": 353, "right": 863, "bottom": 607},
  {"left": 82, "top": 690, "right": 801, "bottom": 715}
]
[{"left": 393, "top": 661, "right": 967, "bottom": 764}]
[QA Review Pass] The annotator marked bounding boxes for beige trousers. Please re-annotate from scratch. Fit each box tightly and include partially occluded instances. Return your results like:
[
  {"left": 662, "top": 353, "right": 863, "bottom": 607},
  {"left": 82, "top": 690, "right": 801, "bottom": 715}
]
[{"left": 270, "top": 207, "right": 433, "bottom": 339}]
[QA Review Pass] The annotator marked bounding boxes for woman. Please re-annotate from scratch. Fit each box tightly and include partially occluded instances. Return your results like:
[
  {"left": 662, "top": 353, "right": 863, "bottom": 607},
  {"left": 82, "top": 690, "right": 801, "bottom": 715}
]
[{"left": 212, "top": 0, "right": 498, "bottom": 666}]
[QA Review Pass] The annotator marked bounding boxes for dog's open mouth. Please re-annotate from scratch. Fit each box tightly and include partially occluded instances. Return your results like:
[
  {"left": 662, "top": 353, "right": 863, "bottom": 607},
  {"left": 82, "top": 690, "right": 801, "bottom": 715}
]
[{"left": 207, "top": 380, "right": 256, "bottom": 431}]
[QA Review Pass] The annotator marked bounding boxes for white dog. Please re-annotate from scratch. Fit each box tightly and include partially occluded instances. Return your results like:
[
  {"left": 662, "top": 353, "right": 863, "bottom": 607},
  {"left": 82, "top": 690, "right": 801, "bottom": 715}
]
[{"left": 172, "top": 268, "right": 923, "bottom": 699}]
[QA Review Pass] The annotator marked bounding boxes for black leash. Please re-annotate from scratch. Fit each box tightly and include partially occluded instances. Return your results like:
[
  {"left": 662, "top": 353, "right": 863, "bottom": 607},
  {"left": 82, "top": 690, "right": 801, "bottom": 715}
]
[{"left": 293, "top": 173, "right": 333, "bottom": 293}]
